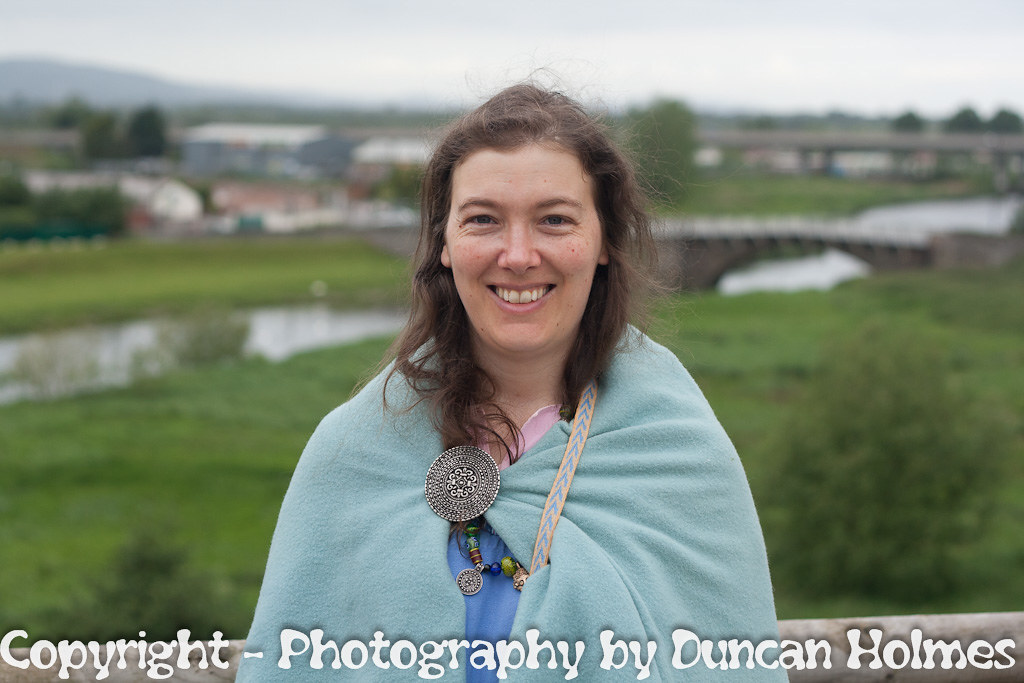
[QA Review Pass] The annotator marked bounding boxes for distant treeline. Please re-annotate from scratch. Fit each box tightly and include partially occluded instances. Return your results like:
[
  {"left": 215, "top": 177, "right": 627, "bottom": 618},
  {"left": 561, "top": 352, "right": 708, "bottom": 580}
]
[
  {"left": 0, "top": 175, "right": 125, "bottom": 240},
  {"left": 2, "top": 96, "right": 1021, "bottom": 135}
]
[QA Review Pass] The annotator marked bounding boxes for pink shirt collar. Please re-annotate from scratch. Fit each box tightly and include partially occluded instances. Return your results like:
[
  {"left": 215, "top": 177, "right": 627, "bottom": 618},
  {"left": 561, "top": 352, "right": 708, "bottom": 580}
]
[{"left": 498, "top": 404, "right": 562, "bottom": 471}]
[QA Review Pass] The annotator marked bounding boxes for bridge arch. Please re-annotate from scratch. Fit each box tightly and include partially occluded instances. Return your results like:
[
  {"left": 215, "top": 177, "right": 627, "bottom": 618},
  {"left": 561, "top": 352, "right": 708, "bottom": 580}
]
[{"left": 659, "top": 234, "right": 931, "bottom": 290}]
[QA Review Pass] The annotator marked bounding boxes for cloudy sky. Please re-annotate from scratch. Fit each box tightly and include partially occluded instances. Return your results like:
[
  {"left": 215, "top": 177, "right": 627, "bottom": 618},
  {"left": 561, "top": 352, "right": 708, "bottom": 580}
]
[{"left": 2, "top": 0, "right": 1022, "bottom": 116}]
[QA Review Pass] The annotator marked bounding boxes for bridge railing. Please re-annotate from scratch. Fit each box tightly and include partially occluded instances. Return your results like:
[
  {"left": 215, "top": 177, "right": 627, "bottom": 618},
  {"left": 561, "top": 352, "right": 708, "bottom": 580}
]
[{"left": 2, "top": 612, "right": 1021, "bottom": 681}]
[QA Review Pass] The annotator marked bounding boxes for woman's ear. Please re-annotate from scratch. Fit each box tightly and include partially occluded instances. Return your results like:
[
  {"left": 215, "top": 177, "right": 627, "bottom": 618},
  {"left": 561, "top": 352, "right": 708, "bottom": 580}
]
[{"left": 441, "top": 244, "right": 451, "bottom": 268}]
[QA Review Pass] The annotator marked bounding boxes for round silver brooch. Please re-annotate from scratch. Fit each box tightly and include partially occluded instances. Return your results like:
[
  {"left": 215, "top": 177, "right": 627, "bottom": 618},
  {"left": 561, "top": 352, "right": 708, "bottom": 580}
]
[
  {"left": 424, "top": 446, "right": 499, "bottom": 522},
  {"left": 456, "top": 568, "right": 483, "bottom": 596}
]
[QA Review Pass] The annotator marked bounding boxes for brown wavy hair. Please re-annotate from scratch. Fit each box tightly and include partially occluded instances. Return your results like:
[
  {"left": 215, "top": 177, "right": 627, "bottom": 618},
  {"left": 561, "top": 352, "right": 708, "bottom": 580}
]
[{"left": 385, "top": 83, "right": 656, "bottom": 463}]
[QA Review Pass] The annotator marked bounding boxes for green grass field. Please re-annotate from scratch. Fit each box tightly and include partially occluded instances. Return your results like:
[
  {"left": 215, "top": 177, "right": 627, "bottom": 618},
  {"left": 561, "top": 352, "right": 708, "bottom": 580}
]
[
  {"left": 0, "top": 336, "right": 393, "bottom": 639},
  {"left": 1, "top": 237, "right": 1021, "bottom": 640},
  {"left": 0, "top": 237, "right": 408, "bottom": 335},
  {"left": 652, "top": 261, "right": 1024, "bottom": 618}
]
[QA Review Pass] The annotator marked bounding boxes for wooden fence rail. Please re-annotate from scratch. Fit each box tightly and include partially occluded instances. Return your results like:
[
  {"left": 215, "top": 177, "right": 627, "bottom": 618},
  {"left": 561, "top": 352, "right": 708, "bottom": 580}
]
[{"left": 2, "top": 612, "right": 1021, "bottom": 681}]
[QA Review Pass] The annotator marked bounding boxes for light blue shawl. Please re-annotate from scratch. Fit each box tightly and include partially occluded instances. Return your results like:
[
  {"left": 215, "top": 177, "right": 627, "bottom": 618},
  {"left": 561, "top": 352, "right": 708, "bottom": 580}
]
[{"left": 238, "top": 333, "right": 784, "bottom": 681}]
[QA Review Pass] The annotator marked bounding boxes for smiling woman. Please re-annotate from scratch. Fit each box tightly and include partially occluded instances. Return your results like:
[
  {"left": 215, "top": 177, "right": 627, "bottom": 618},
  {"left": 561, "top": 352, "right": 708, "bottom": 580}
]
[
  {"left": 441, "top": 145, "right": 609, "bottom": 421},
  {"left": 238, "top": 84, "right": 784, "bottom": 682}
]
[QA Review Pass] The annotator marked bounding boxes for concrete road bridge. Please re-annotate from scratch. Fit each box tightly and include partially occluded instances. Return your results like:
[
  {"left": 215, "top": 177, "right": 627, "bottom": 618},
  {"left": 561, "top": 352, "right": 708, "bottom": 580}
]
[
  {"left": 697, "top": 129, "right": 1024, "bottom": 189},
  {"left": 655, "top": 216, "right": 1024, "bottom": 290},
  {"left": 698, "top": 129, "right": 1024, "bottom": 155}
]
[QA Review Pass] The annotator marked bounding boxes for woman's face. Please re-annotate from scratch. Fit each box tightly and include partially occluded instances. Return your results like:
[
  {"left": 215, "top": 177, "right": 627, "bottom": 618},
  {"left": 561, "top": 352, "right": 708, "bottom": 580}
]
[{"left": 441, "top": 143, "right": 608, "bottom": 369}]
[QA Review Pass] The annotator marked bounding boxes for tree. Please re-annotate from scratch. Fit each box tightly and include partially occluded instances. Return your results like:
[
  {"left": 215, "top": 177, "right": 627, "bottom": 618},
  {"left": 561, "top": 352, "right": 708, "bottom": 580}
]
[
  {"left": 767, "top": 322, "right": 1009, "bottom": 601},
  {"left": 743, "top": 115, "right": 778, "bottom": 131},
  {"left": 892, "top": 110, "right": 925, "bottom": 133},
  {"left": 625, "top": 99, "right": 697, "bottom": 206},
  {"left": 127, "top": 105, "right": 167, "bottom": 157},
  {"left": 944, "top": 106, "right": 985, "bottom": 133},
  {"left": 371, "top": 164, "right": 423, "bottom": 205},
  {"left": 0, "top": 175, "right": 30, "bottom": 207},
  {"left": 33, "top": 187, "right": 127, "bottom": 235},
  {"left": 988, "top": 108, "right": 1023, "bottom": 134},
  {"left": 47, "top": 97, "right": 93, "bottom": 130},
  {"left": 46, "top": 527, "right": 242, "bottom": 641},
  {"left": 81, "top": 111, "right": 124, "bottom": 160}
]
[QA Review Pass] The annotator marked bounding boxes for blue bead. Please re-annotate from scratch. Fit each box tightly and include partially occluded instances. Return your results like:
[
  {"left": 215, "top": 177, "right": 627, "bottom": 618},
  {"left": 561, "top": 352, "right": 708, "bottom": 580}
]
[{"left": 489, "top": 563, "right": 502, "bottom": 575}]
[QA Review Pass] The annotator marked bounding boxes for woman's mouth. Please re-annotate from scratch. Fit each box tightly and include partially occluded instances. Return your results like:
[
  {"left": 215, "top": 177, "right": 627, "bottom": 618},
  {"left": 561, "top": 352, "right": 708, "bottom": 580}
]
[{"left": 491, "top": 286, "right": 551, "bottom": 304}]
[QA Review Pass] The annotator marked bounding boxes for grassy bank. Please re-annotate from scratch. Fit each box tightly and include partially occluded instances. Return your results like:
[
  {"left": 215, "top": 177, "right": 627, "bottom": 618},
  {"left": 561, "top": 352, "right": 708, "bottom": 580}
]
[
  {"left": 0, "top": 336, "right": 394, "bottom": 639},
  {"left": 0, "top": 237, "right": 408, "bottom": 335},
  {"left": 1, "top": 245, "right": 1021, "bottom": 639},
  {"left": 652, "top": 259, "right": 1024, "bottom": 617}
]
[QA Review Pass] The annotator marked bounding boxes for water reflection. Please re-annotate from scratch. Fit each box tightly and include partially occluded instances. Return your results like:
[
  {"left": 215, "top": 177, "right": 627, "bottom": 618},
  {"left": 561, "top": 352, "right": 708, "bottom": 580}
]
[
  {"left": 854, "top": 195, "right": 1022, "bottom": 235},
  {"left": 0, "top": 306, "right": 406, "bottom": 405},
  {"left": 717, "top": 195, "right": 1021, "bottom": 295},
  {"left": 718, "top": 249, "right": 870, "bottom": 296}
]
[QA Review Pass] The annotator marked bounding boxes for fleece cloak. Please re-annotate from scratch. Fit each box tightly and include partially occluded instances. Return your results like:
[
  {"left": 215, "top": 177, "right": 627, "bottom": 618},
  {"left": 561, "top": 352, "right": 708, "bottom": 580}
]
[{"left": 238, "top": 333, "right": 784, "bottom": 681}]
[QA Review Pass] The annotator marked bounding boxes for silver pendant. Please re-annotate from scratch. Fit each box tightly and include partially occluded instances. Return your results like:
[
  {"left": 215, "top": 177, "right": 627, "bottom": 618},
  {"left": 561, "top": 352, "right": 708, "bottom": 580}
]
[
  {"left": 456, "top": 568, "right": 483, "bottom": 595},
  {"left": 425, "top": 446, "right": 500, "bottom": 522}
]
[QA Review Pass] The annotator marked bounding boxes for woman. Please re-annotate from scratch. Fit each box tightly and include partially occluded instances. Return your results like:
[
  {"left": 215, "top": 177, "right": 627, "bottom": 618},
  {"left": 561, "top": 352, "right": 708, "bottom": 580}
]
[{"left": 239, "top": 84, "right": 783, "bottom": 681}]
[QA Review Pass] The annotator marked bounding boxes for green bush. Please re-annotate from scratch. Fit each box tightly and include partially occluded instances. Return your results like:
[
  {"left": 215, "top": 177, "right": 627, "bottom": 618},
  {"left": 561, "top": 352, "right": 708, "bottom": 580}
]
[
  {"left": 1011, "top": 205, "right": 1024, "bottom": 234},
  {"left": 0, "top": 175, "right": 31, "bottom": 207},
  {"left": 371, "top": 164, "right": 423, "bottom": 206},
  {"left": 42, "top": 527, "right": 243, "bottom": 641},
  {"left": 11, "top": 331, "right": 100, "bottom": 399},
  {"left": 32, "top": 186, "right": 127, "bottom": 236},
  {"left": 766, "top": 321, "right": 1010, "bottom": 602},
  {"left": 152, "top": 309, "right": 250, "bottom": 368}
]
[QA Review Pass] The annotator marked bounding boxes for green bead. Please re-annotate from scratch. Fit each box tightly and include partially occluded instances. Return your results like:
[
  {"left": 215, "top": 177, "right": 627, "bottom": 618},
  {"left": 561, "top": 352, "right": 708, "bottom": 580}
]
[{"left": 501, "top": 556, "right": 517, "bottom": 577}]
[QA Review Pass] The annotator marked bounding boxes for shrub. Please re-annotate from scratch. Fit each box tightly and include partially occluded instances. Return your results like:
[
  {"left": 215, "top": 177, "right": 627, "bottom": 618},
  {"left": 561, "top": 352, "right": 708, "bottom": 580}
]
[
  {"left": 0, "top": 175, "right": 30, "bottom": 207},
  {"left": 1011, "top": 205, "right": 1024, "bottom": 235},
  {"left": 154, "top": 309, "right": 250, "bottom": 367},
  {"left": 767, "top": 321, "right": 1009, "bottom": 601},
  {"left": 11, "top": 331, "right": 101, "bottom": 399},
  {"left": 43, "top": 527, "right": 242, "bottom": 641},
  {"left": 32, "top": 186, "right": 127, "bottom": 236}
]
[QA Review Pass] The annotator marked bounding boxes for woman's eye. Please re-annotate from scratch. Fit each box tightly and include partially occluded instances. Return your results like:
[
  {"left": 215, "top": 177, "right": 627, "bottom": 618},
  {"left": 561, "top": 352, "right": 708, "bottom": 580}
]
[
  {"left": 542, "top": 216, "right": 568, "bottom": 226},
  {"left": 466, "top": 215, "right": 495, "bottom": 225}
]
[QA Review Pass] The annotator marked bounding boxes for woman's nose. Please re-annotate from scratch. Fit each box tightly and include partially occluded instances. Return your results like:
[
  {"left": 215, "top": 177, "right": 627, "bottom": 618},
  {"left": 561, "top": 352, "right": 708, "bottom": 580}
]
[{"left": 497, "top": 226, "right": 541, "bottom": 273}]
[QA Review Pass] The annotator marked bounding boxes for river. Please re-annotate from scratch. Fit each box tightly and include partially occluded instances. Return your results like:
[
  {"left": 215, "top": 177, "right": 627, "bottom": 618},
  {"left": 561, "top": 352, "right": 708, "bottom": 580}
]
[
  {"left": 717, "top": 195, "right": 1021, "bottom": 295},
  {"left": 2, "top": 196, "right": 1019, "bottom": 403},
  {"left": 0, "top": 306, "right": 406, "bottom": 405}
]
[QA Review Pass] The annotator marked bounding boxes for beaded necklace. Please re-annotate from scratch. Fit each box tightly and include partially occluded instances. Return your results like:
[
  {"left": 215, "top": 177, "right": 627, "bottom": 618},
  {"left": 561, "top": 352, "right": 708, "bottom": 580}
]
[
  {"left": 427, "top": 379, "right": 598, "bottom": 596},
  {"left": 455, "top": 518, "right": 529, "bottom": 596}
]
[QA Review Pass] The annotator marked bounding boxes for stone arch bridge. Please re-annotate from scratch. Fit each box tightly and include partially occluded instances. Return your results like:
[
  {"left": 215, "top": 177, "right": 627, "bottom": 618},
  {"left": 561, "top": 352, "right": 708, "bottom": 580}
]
[{"left": 655, "top": 217, "right": 1024, "bottom": 290}]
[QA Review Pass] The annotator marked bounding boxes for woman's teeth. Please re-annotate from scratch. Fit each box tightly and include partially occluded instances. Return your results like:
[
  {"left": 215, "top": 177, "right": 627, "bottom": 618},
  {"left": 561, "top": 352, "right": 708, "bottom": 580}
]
[{"left": 495, "top": 286, "right": 549, "bottom": 303}]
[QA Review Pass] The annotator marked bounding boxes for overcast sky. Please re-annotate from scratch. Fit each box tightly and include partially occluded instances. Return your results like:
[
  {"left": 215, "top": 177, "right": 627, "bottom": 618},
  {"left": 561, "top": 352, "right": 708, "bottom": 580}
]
[{"left": 2, "top": 0, "right": 1022, "bottom": 116}]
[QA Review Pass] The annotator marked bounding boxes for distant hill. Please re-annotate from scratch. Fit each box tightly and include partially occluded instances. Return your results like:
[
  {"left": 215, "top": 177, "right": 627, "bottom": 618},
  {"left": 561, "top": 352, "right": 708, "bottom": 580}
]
[{"left": 0, "top": 57, "right": 351, "bottom": 108}]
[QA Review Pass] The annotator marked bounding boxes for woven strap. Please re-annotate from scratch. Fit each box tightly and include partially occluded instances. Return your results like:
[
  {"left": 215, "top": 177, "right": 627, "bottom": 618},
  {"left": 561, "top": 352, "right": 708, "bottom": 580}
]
[{"left": 529, "top": 378, "right": 597, "bottom": 574}]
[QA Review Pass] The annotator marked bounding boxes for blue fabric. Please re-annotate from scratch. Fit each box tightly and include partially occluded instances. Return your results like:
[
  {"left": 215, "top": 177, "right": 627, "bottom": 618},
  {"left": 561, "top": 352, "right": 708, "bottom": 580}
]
[
  {"left": 238, "top": 331, "right": 785, "bottom": 681},
  {"left": 447, "top": 526, "right": 520, "bottom": 682}
]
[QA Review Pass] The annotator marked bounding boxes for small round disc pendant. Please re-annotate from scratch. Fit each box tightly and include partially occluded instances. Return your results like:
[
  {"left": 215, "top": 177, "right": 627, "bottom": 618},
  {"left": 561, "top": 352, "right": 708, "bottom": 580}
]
[
  {"left": 456, "top": 568, "right": 483, "bottom": 595},
  {"left": 425, "top": 446, "right": 500, "bottom": 522}
]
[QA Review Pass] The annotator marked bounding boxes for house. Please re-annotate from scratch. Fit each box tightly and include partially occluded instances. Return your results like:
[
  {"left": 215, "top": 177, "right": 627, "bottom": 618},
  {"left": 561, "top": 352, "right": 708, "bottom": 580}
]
[{"left": 208, "top": 181, "right": 349, "bottom": 234}]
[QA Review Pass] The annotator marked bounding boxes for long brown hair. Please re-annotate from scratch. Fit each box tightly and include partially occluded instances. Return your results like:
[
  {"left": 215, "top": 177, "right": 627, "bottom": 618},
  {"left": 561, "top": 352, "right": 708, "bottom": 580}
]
[{"left": 385, "top": 83, "right": 656, "bottom": 463}]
